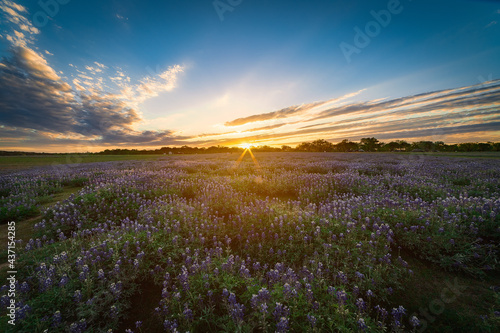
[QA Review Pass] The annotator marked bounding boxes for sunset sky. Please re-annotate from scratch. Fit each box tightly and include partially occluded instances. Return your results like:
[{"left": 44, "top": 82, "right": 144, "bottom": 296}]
[{"left": 0, "top": 0, "right": 499, "bottom": 152}]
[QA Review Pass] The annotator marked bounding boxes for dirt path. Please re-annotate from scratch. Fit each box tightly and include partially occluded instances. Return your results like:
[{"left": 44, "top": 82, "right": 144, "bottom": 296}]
[{"left": 0, "top": 186, "right": 82, "bottom": 273}]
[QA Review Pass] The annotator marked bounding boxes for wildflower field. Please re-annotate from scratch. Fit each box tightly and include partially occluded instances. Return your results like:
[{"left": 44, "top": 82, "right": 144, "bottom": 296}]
[{"left": 1, "top": 152, "right": 499, "bottom": 332}]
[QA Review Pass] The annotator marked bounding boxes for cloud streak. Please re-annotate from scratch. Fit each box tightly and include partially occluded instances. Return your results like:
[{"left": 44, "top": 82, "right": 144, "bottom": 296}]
[{"left": 224, "top": 101, "right": 329, "bottom": 127}]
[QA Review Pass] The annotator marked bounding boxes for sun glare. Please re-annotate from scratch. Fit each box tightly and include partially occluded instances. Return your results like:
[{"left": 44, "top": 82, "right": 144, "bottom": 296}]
[
  {"left": 234, "top": 143, "right": 261, "bottom": 172},
  {"left": 240, "top": 143, "right": 253, "bottom": 150}
]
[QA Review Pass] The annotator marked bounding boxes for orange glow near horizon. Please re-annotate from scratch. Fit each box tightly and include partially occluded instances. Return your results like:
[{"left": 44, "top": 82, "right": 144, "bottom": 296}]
[{"left": 239, "top": 143, "right": 254, "bottom": 149}]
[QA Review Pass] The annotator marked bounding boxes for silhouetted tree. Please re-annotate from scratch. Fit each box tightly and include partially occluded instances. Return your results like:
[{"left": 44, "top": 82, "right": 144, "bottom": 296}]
[
  {"left": 335, "top": 139, "right": 359, "bottom": 152},
  {"left": 360, "top": 137, "right": 381, "bottom": 151}
]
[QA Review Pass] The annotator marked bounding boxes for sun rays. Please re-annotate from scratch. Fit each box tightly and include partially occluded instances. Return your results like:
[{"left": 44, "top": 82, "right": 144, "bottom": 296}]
[{"left": 234, "top": 143, "right": 261, "bottom": 172}]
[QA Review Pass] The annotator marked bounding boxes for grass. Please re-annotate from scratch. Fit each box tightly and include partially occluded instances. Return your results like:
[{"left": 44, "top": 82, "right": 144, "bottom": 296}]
[
  {"left": 0, "top": 154, "right": 161, "bottom": 171},
  {"left": 392, "top": 250, "right": 498, "bottom": 332},
  {"left": 395, "top": 151, "right": 500, "bottom": 159},
  {"left": 0, "top": 186, "right": 82, "bottom": 281}
]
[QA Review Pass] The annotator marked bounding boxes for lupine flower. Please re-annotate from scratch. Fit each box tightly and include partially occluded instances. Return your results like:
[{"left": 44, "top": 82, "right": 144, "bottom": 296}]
[
  {"left": 276, "top": 316, "right": 289, "bottom": 332},
  {"left": 356, "top": 298, "right": 366, "bottom": 312},
  {"left": 409, "top": 315, "right": 420, "bottom": 327},
  {"left": 307, "top": 314, "right": 317, "bottom": 327},
  {"left": 336, "top": 290, "right": 347, "bottom": 305},
  {"left": 52, "top": 310, "right": 62, "bottom": 327},
  {"left": 358, "top": 318, "right": 368, "bottom": 331},
  {"left": 183, "top": 304, "right": 193, "bottom": 321},
  {"left": 73, "top": 290, "right": 82, "bottom": 303}
]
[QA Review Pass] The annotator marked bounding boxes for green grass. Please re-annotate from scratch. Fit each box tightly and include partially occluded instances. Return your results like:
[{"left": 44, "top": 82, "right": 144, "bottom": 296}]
[
  {"left": 392, "top": 250, "right": 499, "bottom": 332},
  {"left": 0, "top": 186, "right": 82, "bottom": 280},
  {"left": 0, "top": 154, "right": 161, "bottom": 171},
  {"left": 395, "top": 151, "right": 500, "bottom": 159}
]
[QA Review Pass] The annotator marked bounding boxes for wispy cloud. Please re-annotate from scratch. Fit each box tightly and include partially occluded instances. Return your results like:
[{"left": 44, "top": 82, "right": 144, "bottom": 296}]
[
  {"left": 121, "top": 65, "right": 184, "bottom": 105},
  {"left": 224, "top": 101, "right": 326, "bottom": 127},
  {"left": 486, "top": 20, "right": 497, "bottom": 28},
  {"left": 224, "top": 90, "right": 365, "bottom": 127}
]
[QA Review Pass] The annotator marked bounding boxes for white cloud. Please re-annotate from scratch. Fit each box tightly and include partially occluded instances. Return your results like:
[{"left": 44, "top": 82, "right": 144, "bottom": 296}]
[
  {"left": 94, "top": 61, "right": 107, "bottom": 69},
  {"left": 486, "top": 21, "right": 497, "bottom": 28},
  {"left": 116, "top": 14, "right": 128, "bottom": 21},
  {"left": 0, "top": 0, "right": 39, "bottom": 46},
  {"left": 112, "top": 65, "right": 185, "bottom": 106}
]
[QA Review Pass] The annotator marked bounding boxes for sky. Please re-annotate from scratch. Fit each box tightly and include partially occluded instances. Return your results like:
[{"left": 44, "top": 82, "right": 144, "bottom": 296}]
[{"left": 0, "top": 0, "right": 499, "bottom": 152}]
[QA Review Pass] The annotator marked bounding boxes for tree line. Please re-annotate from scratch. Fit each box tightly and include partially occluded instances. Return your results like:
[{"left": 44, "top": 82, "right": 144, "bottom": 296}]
[
  {"left": 96, "top": 138, "right": 500, "bottom": 154},
  {"left": 293, "top": 138, "right": 500, "bottom": 152},
  {"left": 1, "top": 138, "right": 499, "bottom": 156}
]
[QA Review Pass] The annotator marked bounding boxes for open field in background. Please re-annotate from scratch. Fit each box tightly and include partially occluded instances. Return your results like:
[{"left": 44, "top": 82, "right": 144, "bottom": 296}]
[
  {"left": 0, "top": 155, "right": 161, "bottom": 172},
  {"left": 0, "top": 152, "right": 499, "bottom": 332},
  {"left": 1, "top": 151, "right": 500, "bottom": 172}
]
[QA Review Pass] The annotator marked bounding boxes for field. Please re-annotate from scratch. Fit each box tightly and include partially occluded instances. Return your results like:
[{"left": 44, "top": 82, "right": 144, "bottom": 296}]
[
  {"left": 0, "top": 155, "right": 161, "bottom": 172},
  {"left": 0, "top": 152, "right": 499, "bottom": 332}
]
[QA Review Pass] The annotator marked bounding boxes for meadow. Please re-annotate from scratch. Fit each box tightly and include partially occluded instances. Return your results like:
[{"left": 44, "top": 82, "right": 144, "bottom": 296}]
[
  {"left": 0, "top": 152, "right": 499, "bottom": 332},
  {"left": 0, "top": 155, "right": 160, "bottom": 172}
]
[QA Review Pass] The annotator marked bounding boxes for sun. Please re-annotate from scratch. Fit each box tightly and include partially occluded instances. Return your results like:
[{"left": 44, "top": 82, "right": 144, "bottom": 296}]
[{"left": 240, "top": 143, "right": 254, "bottom": 150}]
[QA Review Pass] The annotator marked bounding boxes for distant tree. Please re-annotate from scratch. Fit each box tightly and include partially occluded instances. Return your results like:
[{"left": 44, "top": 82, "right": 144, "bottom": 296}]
[
  {"left": 281, "top": 145, "right": 292, "bottom": 152},
  {"left": 458, "top": 142, "right": 475, "bottom": 152},
  {"left": 360, "top": 137, "right": 381, "bottom": 151},
  {"left": 477, "top": 143, "right": 493, "bottom": 151},
  {"left": 335, "top": 139, "right": 359, "bottom": 152},
  {"left": 296, "top": 142, "right": 312, "bottom": 152},
  {"left": 434, "top": 141, "right": 446, "bottom": 151},
  {"left": 397, "top": 140, "right": 411, "bottom": 151},
  {"left": 412, "top": 141, "right": 434, "bottom": 152},
  {"left": 310, "top": 139, "right": 335, "bottom": 152},
  {"left": 254, "top": 145, "right": 275, "bottom": 152},
  {"left": 382, "top": 141, "right": 400, "bottom": 151}
]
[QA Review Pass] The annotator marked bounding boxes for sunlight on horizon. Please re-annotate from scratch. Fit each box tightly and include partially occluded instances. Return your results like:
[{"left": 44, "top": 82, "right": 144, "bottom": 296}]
[{"left": 234, "top": 143, "right": 262, "bottom": 172}]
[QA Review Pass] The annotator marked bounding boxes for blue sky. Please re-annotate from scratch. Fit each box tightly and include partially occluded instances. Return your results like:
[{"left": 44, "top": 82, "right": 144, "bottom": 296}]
[{"left": 0, "top": 0, "right": 499, "bottom": 151}]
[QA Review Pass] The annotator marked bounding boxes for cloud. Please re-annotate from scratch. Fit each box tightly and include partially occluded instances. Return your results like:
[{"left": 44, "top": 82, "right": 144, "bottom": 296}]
[
  {"left": 116, "top": 14, "right": 129, "bottom": 21},
  {"left": 128, "top": 65, "right": 184, "bottom": 104},
  {"left": 0, "top": 46, "right": 189, "bottom": 149},
  {"left": 67, "top": 63, "right": 184, "bottom": 107},
  {"left": 0, "top": 47, "right": 76, "bottom": 133},
  {"left": 306, "top": 80, "right": 500, "bottom": 123},
  {"left": 224, "top": 101, "right": 330, "bottom": 127},
  {"left": 223, "top": 90, "right": 365, "bottom": 127},
  {"left": 486, "top": 21, "right": 497, "bottom": 28},
  {"left": 0, "top": 0, "right": 39, "bottom": 46},
  {"left": 244, "top": 123, "right": 287, "bottom": 132},
  {"left": 0, "top": 2, "right": 188, "bottom": 151},
  {"left": 343, "top": 122, "right": 500, "bottom": 142},
  {"left": 199, "top": 80, "right": 500, "bottom": 146}
]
